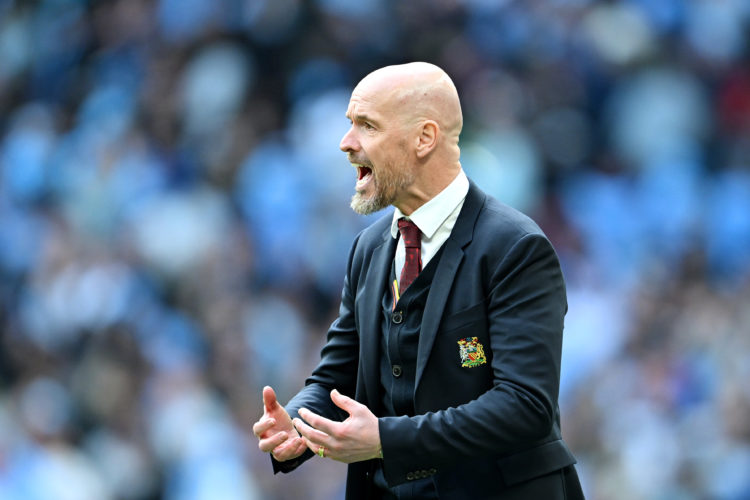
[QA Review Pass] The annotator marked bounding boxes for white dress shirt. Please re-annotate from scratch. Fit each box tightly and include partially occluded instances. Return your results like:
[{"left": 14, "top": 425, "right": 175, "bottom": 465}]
[{"left": 390, "top": 169, "right": 469, "bottom": 289}]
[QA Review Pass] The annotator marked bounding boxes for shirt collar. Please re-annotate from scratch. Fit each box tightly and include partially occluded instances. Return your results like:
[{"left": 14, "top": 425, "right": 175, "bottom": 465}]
[{"left": 390, "top": 169, "right": 469, "bottom": 240}]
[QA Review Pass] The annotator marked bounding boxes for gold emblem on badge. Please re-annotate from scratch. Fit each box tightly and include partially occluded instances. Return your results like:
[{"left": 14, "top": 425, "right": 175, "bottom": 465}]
[{"left": 457, "top": 337, "right": 487, "bottom": 368}]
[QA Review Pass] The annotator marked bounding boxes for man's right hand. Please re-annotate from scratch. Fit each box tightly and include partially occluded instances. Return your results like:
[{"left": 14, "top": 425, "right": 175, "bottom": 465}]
[{"left": 252, "top": 386, "right": 307, "bottom": 461}]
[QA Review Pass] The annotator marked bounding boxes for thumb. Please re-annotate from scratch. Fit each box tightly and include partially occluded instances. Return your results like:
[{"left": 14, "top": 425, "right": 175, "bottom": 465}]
[
  {"left": 263, "top": 386, "right": 279, "bottom": 413},
  {"left": 330, "top": 388, "right": 358, "bottom": 414}
]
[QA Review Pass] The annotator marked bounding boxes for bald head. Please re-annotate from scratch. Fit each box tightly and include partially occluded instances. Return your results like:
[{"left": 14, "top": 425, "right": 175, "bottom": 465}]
[
  {"left": 355, "top": 62, "right": 463, "bottom": 143},
  {"left": 340, "top": 62, "right": 464, "bottom": 215}
]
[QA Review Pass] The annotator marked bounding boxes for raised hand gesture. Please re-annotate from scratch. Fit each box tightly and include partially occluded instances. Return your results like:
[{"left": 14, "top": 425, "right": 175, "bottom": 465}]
[{"left": 252, "top": 386, "right": 307, "bottom": 461}]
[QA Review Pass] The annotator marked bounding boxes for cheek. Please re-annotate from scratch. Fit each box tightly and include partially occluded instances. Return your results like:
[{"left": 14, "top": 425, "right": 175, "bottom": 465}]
[
  {"left": 362, "top": 140, "right": 383, "bottom": 165},
  {"left": 368, "top": 135, "right": 402, "bottom": 169},
  {"left": 398, "top": 138, "right": 411, "bottom": 158}
]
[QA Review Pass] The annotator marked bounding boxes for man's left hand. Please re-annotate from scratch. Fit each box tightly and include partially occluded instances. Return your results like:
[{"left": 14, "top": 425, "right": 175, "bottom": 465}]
[{"left": 293, "top": 389, "right": 381, "bottom": 463}]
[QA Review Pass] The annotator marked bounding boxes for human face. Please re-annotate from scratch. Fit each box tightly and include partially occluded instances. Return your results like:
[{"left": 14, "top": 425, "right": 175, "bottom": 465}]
[{"left": 339, "top": 86, "right": 414, "bottom": 215}]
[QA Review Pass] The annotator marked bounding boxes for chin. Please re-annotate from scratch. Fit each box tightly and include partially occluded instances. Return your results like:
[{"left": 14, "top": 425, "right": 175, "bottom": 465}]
[{"left": 350, "top": 192, "right": 385, "bottom": 215}]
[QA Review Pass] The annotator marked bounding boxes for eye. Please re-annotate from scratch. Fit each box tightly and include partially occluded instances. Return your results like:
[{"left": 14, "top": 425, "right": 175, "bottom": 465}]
[{"left": 363, "top": 122, "right": 375, "bottom": 131}]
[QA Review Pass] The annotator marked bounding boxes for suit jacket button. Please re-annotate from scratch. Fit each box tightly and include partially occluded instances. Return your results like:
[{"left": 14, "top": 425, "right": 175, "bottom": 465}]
[
  {"left": 392, "top": 311, "right": 403, "bottom": 324},
  {"left": 392, "top": 365, "right": 402, "bottom": 377},
  {"left": 406, "top": 472, "right": 415, "bottom": 481}
]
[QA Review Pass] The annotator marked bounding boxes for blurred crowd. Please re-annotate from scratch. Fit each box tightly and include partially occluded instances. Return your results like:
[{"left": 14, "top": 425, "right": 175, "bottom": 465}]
[{"left": 1, "top": 0, "right": 749, "bottom": 499}]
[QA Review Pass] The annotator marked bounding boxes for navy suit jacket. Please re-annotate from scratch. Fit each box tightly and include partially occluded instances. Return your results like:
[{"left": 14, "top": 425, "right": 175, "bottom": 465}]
[{"left": 274, "top": 181, "right": 583, "bottom": 499}]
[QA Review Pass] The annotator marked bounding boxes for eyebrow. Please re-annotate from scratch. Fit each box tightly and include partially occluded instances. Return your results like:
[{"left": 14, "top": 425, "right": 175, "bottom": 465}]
[{"left": 350, "top": 113, "right": 378, "bottom": 125}]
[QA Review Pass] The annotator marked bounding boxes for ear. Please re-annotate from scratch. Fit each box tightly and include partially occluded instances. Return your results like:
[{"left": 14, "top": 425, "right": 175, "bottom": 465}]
[{"left": 415, "top": 120, "right": 438, "bottom": 159}]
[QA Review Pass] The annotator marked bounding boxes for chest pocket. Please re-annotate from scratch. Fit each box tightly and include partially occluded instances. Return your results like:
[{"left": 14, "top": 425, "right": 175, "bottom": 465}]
[{"left": 438, "top": 300, "right": 487, "bottom": 334}]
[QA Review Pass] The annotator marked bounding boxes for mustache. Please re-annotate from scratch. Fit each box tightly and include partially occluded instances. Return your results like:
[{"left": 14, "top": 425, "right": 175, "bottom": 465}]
[{"left": 347, "top": 154, "right": 371, "bottom": 165}]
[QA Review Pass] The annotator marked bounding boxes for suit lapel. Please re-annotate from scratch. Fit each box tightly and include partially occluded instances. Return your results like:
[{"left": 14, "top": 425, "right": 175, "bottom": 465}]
[
  {"left": 359, "top": 226, "right": 396, "bottom": 409},
  {"left": 415, "top": 181, "right": 485, "bottom": 392}
]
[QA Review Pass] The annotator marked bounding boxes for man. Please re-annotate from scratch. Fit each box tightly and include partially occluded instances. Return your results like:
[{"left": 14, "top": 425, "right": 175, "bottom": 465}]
[{"left": 252, "top": 62, "right": 584, "bottom": 499}]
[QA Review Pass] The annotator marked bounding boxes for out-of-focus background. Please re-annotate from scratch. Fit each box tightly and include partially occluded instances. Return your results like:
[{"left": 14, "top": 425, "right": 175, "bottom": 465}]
[{"left": 1, "top": 0, "right": 749, "bottom": 499}]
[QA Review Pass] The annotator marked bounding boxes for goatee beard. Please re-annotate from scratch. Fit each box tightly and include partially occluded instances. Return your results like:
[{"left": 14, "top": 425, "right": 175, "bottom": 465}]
[
  {"left": 350, "top": 191, "right": 389, "bottom": 215},
  {"left": 350, "top": 166, "right": 414, "bottom": 215}
]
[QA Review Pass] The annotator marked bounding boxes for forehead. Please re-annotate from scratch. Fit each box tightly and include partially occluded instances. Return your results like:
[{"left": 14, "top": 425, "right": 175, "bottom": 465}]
[{"left": 346, "top": 78, "right": 396, "bottom": 119}]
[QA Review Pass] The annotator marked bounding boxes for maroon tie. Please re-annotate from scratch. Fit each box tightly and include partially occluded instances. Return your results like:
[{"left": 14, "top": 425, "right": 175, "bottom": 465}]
[{"left": 398, "top": 219, "right": 422, "bottom": 291}]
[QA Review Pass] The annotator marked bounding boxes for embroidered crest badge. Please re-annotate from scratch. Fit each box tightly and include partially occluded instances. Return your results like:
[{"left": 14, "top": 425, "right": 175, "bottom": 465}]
[{"left": 457, "top": 337, "right": 487, "bottom": 368}]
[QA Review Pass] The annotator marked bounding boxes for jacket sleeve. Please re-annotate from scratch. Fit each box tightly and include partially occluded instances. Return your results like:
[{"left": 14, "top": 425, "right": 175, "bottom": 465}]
[
  {"left": 271, "top": 233, "right": 362, "bottom": 474},
  {"left": 378, "top": 232, "right": 567, "bottom": 486}
]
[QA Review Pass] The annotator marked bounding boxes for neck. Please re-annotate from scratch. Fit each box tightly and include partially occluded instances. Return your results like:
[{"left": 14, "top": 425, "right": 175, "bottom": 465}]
[{"left": 395, "top": 163, "right": 461, "bottom": 215}]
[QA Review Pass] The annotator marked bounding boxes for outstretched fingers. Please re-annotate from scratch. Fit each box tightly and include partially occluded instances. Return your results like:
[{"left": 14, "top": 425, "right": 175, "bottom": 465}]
[
  {"left": 262, "top": 386, "right": 279, "bottom": 412},
  {"left": 294, "top": 412, "right": 330, "bottom": 441},
  {"left": 330, "top": 389, "right": 358, "bottom": 415},
  {"left": 252, "top": 386, "right": 308, "bottom": 462},
  {"left": 273, "top": 434, "right": 307, "bottom": 460},
  {"left": 293, "top": 412, "right": 331, "bottom": 454},
  {"left": 258, "top": 430, "right": 289, "bottom": 453},
  {"left": 252, "top": 417, "right": 276, "bottom": 438},
  {"left": 297, "top": 407, "right": 338, "bottom": 436}
]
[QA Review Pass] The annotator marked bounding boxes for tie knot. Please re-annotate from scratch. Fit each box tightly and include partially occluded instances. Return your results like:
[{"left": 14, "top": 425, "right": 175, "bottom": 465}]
[{"left": 398, "top": 219, "right": 421, "bottom": 249}]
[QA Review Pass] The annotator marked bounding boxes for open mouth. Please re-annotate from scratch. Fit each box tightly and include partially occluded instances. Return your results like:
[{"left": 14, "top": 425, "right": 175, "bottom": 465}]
[
  {"left": 357, "top": 165, "right": 372, "bottom": 180},
  {"left": 354, "top": 164, "right": 374, "bottom": 191}
]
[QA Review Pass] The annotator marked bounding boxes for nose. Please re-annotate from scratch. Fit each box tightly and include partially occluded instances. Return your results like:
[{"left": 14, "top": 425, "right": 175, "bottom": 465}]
[{"left": 339, "top": 126, "right": 359, "bottom": 153}]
